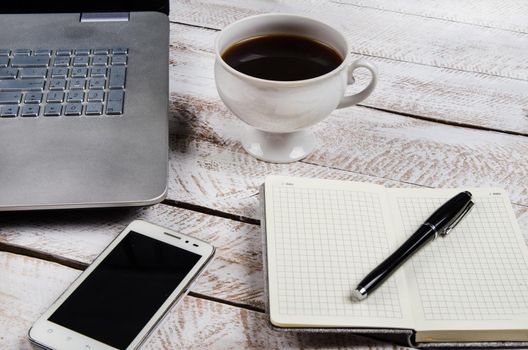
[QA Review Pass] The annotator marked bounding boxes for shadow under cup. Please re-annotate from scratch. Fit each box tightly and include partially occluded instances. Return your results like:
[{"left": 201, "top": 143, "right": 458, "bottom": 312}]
[{"left": 214, "top": 14, "right": 361, "bottom": 163}]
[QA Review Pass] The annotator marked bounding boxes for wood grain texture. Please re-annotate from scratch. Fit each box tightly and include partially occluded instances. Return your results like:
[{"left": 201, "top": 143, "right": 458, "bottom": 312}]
[
  {"left": 168, "top": 136, "right": 528, "bottom": 236},
  {"left": 168, "top": 22, "right": 528, "bottom": 137},
  {"left": 168, "top": 0, "right": 528, "bottom": 80},
  {"left": 0, "top": 204, "right": 264, "bottom": 309},
  {"left": 3, "top": 143, "right": 527, "bottom": 314},
  {"left": 334, "top": 0, "right": 528, "bottom": 34},
  {"left": 0, "top": 252, "right": 81, "bottom": 350},
  {"left": 0, "top": 252, "right": 411, "bottom": 350},
  {"left": 166, "top": 24, "right": 528, "bottom": 207}
]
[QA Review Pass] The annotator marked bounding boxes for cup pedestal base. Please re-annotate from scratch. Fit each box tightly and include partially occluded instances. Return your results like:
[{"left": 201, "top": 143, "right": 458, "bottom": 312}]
[{"left": 240, "top": 126, "right": 315, "bottom": 163}]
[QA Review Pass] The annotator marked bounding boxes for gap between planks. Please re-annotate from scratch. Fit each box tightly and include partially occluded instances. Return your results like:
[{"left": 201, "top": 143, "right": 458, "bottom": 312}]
[
  {"left": 360, "top": 104, "right": 528, "bottom": 137},
  {"left": 0, "top": 241, "right": 265, "bottom": 314},
  {"left": 162, "top": 198, "right": 260, "bottom": 225}
]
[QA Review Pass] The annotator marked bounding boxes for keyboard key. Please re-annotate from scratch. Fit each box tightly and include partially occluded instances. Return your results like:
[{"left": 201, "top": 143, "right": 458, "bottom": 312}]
[
  {"left": 75, "top": 49, "right": 90, "bottom": 56},
  {"left": 21, "top": 104, "right": 39, "bottom": 117},
  {"left": 0, "top": 105, "right": 19, "bottom": 117},
  {"left": 13, "top": 49, "right": 31, "bottom": 56},
  {"left": 0, "top": 49, "right": 10, "bottom": 56},
  {"left": 108, "top": 90, "right": 124, "bottom": 102},
  {"left": 112, "top": 48, "right": 128, "bottom": 55},
  {"left": 53, "top": 57, "right": 70, "bottom": 67},
  {"left": 56, "top": 49, "right": 72, "bottom": 56},
  {"left": 65, "top": 103, "right": 82, "bottom": 116},
  {"left": 85, "top": 102, "right": 103, "bottom": 115},
  {"left": 24, "top": 92, "right": 43, "bottom": 103},
  {"left": 73, "top": 56, "right": 89, "bottom": 67},
  {"left": 0, "top": 57, "right": 8, "bottom": 67},
  {"left": 69, "top": 78, "right": 86, "bottom": 89},
  {"left": 90, "top": 67, "right": 107, "bottom": 77},
  {"left": 89, "top": 78, "right": 105, "bottom": 89},
  {"left": 67, "top": 90, "right": 84, "bottom": 103},
  {"left": 87, "top": 90, "right": 104, "bottom": 102},
  {"left": 0, "top": 68, "right": 18, "bottom": 79},
  {"left": 108, "top": 67, "right": 126, "bottom": 89},
  {"left": 46, "top": 91, "right": 64, "bottom": 103},
  {"left": 111, "top": 55, "right": 127, "bottom": 65},
  {"left": 0, "top": 92, "right": 22, "bottom": 104},
  {"left": 49, "top": 78, "right": 66, "bottom": 90},
  {"left": 71, "top": 67, "right": 88, "bottom": 78},
  {"left": 34, "top": 49, "right": 52, "bottom": 56},
  {"left": 94, "top": 48, "right": 109, "bottom": 55},
  {"left": 51, "top": 67, "right": 69, "bottom": 78},
  {"left": 106, "top": 100, "right": 123, "bottom": 115},
  {"left": 0, "top": 79, "right": 44, "bottom": 91},
  {"left": 44, "top": 103, "right": 62, "bottom": 116},
  {"left": 11, "top": 56, "right": 49, "bottom": 67},
  {"left": 92, "top": 55, "right": 108, "bottom": 66},
  {"left": 19, "top": 68, "right": 47, "bottom": 79}
]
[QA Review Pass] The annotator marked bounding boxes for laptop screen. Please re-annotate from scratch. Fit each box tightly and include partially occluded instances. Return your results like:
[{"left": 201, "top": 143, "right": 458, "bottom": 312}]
[{"left": 0, "top": 0, "right": 169, "bottom": 15}]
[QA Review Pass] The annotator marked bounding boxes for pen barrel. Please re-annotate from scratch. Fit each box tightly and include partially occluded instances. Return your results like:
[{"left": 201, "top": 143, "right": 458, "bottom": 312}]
[{"left": 357, "top": 224, "right": 436, "bottom": 296}]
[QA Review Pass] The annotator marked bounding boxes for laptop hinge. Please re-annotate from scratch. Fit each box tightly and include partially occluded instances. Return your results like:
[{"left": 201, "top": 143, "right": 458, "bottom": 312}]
[{"left": 80, "top": 12, "right": 130, "bottom": 22}]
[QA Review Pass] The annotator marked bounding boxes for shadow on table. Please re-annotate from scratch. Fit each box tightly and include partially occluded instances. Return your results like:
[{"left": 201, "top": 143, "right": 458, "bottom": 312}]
[
  {"left": 278, "top": 330, "right": 411, "bottom": 349},
  {"left": 0, "top": 207, "right": 141, "bottom": 227}
]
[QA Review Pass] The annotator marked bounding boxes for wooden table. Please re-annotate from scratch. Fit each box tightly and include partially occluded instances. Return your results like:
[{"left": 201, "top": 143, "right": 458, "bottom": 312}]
[{"left": 2, "top": 1, "right": 527, "bottom": 349}]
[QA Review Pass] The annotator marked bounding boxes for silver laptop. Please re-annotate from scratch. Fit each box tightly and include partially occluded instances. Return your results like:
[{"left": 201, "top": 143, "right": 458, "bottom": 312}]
[{"left": 0, "top": 1, "right": 169, "bottom": 210}]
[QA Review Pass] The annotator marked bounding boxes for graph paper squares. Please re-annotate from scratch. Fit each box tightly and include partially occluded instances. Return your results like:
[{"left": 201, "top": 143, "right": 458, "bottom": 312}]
[
  {"left": 396, "top": 196, "right": 528, "bottom": 321},
  {"left": 271, "top": 186, "right": 403, "bottom": 319}
]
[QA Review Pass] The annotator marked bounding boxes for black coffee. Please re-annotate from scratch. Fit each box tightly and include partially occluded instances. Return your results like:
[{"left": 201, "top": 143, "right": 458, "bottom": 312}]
[{"left": 222, "top": 34, "right": 343, "bottom": 81}]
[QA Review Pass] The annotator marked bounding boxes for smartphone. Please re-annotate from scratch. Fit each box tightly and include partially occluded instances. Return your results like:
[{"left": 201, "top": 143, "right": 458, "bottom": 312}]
[{"left": 29, "top": 220, "right": 215, "bottom": 350}]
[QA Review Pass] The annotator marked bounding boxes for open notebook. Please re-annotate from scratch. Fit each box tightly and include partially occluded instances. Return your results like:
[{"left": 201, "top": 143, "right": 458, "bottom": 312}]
[{"left": 262, "top": 176, "right": 528, "bottom": 344}]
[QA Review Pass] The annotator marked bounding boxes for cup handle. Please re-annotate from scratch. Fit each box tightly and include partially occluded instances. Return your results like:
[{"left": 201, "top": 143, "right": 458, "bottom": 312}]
[{"left": 337, "top": 59, "right": 378, "bottom": 109}]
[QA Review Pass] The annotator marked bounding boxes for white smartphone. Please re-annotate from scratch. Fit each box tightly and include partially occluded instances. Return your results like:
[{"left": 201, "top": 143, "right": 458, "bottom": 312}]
[{"left": 29, "top": 220, "right": 215, "bottom": 350}]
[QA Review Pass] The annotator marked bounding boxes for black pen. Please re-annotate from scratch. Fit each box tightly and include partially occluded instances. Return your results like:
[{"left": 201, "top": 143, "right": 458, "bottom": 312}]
[{"left": 353, "top": 191, "right": 474, "bottom": 301}]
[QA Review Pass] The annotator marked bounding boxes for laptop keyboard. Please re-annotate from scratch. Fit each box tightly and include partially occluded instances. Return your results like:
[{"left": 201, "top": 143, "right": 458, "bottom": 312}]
[{"left": 0, "top": 48, "right": 128, "bottom": 118}]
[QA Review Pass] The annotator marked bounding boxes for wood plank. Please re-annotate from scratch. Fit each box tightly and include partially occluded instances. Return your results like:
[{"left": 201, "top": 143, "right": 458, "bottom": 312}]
[
  {"left": 3, "top": 143, "right": 527, "bottom": 313},
  {"left": 335, "top": 0, "right": 528, "bottom": 34},
  {"left": 169, "top": 0, "right": 528, "bottom": 80},
  {"left": 0, "top": 252, "right": 410, "bottom": 349},
  {"left": 0, "top": 204, "right": 265, "bottom": 309},
  {"left": 166, "top": 24, "right": 528, "bottom": 207},
  {"left": 169, "top": 22, "right": 528, "bottom": 138},
  {"left": 173, "top": 95, "right": 528, "bottom": 207},
  {"left": 169, "top": 137, "right": 528, "bottom": 236}
]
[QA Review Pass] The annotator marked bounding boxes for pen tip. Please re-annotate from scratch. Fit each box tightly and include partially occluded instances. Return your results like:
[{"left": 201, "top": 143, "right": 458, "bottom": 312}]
[{"left": 352, "top": 289, "right": 367, "bottom": 301}]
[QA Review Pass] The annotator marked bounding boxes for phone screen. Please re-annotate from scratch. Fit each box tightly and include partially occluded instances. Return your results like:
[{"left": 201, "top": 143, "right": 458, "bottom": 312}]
[{"left": 48, "top": 231, "right": 201, "bottom": 349}]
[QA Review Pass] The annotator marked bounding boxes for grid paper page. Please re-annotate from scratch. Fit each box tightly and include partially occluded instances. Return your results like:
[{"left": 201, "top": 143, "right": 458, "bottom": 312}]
[
  {"left": 266, "top": 177, "right": 412, "bottom": 327},
  {"left": 394, "top": 192, "right": 528, "bottom": 323}
]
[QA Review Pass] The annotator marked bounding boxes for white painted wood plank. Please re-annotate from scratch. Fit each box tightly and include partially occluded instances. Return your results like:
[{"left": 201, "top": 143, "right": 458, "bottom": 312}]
[
  {"left": 169, "top": 23, "right": 528, "bottom": 136},
  {"left": 166, "top": 25, "right": 528, "bottom": 207},
  {"left": 170, "top": 24, "right": 528, "bottom": 135},
  {"left": 0, "top": 204, "right": 264, "bottom": 309},
  {"left": 0, "top": 252, "right": 410, "bottom": 349},
  {"left": 335, "top": 0, "right": 528, "bottom": 34},
  {"left": 169, "top": 0, "right": 528, "bottom": 80},
  {"left": 0, "top": 252, "right": 80, "bottom": 350},
  {"left": 3, "top": 139, "right": 527, "bottom": 313}
]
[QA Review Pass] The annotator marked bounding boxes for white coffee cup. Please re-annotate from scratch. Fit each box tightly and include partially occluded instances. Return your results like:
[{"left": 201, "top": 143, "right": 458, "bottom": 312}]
[{"left": 215, "top": 13, "right": 377, "bottom": 163}]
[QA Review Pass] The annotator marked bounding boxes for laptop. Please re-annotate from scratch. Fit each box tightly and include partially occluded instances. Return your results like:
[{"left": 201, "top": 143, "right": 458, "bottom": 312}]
[{"left": 0, "top": 1, "right": 169, "bottom": 210}]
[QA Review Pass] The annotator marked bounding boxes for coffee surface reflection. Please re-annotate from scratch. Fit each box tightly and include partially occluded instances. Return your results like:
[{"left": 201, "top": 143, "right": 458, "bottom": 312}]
[{"left": 222, "top": 34, "right": 343, "bottom": 81}]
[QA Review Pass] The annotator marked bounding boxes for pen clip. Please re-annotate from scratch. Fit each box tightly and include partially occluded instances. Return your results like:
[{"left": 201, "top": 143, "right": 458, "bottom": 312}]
[{"left": 440, "top": 200, "right": 474, "bottom": 236}]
